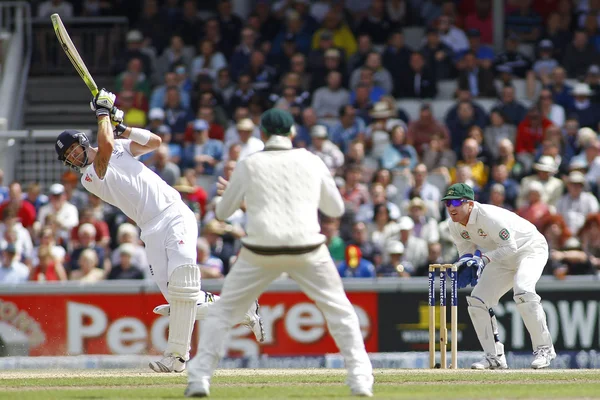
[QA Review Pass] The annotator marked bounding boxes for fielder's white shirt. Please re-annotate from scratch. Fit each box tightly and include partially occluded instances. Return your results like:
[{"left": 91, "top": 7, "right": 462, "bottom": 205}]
[
  {"left": 448, "top": 202, "right": 547, "bottom": 264},
  {"left": 80, "top": 139, "right": 181, "bottom": 228},
  {"left": 216, "top": 135, "right": 344, "bottom": 248}
]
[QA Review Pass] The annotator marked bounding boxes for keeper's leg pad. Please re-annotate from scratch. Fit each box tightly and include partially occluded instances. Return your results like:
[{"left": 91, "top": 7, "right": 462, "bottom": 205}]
[
  {"left": 467, "top": 295, "right": 502, "bottom": 356},
  {"left": 514, "top": 292, "right": 553, "bottom": 350},
  {"left": 166, "top": 264, "right": 201, "bottom": 360}
]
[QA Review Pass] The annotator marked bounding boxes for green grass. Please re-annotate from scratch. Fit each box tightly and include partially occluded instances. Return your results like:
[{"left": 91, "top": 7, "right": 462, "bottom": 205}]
[{"left": 1, "top": 369, "right": 600, "bottom": 399}]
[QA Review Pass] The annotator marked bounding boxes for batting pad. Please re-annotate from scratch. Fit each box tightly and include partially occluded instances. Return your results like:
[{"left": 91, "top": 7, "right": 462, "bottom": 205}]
[
  {"left": 514, "top": 292, "right": 553, "bottom": 350},
  {"left": 467, "top": 296, "right": 502, "bottom": 356},
  {"left": 166, "top": 264, "right": 201, "bottom": 360}
]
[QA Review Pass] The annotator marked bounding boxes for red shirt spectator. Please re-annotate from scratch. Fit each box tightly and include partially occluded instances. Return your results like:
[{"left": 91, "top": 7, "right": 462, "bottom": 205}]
[
  {"left": 464, "top": 2, "right": 494, "bottom": 44},
  {"left": 515, "top": 108, "right": 554, "bottom": 154},
  {"left": 0, "top": 182, "right": 36, "bottom": 228},
  {"left": 70, "top": 208, "right": 111, "bottom": 248}
]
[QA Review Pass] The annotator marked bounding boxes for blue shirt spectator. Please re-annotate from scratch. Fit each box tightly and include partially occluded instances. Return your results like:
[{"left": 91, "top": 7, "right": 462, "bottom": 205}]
[
  {"left": 337, "top": 245, "right": 376, "bottom": 278},
  {"left": 181, "top": 120, "right": 224, "bottom": 175},
  {"left": 330, "top": 105, "right": 367, "bottom": 152}
]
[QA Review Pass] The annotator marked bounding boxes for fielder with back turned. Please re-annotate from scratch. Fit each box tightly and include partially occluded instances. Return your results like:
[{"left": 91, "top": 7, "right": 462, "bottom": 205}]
[
  {"left": 443, "top": 183, "right": 555, "bottom": 369},
  {"left": 185, "top": 108, "right": 374, "bottom": 398},
  {"left": 54, "top": 89, "right": 264, "bottom": 373}
]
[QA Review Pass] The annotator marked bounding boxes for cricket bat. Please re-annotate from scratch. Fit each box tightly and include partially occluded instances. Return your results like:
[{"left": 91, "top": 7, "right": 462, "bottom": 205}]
[{"left": 51, "top": 13, "right": 99, "bottom": 97}]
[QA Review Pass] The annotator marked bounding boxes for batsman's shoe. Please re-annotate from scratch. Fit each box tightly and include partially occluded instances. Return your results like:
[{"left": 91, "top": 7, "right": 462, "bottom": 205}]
[
  {"left": 149, "top": 355, "right": 186, "bottom": 373},
  {"left": 471, "top": 353, "right": 508, "bottom": 370},
  {"left": 243, "top": 300, "right": 265, "bottom": 342},
  {"left": 185, "top": 379, "right": 210, "bottom": 398},
  {"left": 531, "top": 346, "right": 556, "bottom": 369}
]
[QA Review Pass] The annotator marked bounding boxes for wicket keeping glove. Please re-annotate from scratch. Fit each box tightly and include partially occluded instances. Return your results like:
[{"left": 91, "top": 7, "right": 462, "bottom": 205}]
[
  {"left": 455, "top": 253, "right": 474, "bottom": 289},
  {"left": 463, "top": 250, "right": 487, "bottom": 287}
]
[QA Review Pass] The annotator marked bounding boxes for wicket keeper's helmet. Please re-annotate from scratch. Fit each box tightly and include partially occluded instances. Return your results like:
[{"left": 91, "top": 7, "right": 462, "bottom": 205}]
[{"left": 55, "top": 130, "right": 91, "bottom": 172}]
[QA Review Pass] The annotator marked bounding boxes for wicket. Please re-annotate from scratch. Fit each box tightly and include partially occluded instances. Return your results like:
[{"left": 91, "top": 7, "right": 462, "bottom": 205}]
[{"left": 428, "top": 263, "right": 458, "bottom": 369}]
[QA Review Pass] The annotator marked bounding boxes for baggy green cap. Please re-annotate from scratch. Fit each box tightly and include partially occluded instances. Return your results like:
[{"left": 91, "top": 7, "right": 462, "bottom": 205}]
[
  {"left": 441, "top": 183, "right": 475, "bottom": 201},
  {"left": 260, "top": 108, "right": 294, "bottom": 136}
]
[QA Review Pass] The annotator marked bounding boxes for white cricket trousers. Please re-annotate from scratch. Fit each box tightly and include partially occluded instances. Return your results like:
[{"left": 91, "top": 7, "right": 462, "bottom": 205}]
[
  {"left": 187, "top": 244, "right": 373, "bottom": 382},
  {"left": 140, "top": 201, "right": 199, "bottom": 300}
]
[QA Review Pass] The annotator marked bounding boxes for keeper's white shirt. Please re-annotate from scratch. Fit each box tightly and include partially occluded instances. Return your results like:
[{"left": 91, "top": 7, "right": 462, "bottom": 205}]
[
  {"left": 448, "top": 202, "right": 547, "bottom": 264},
  {"left": 80, "top": 139, "right": 181, "bottom": 228},
  {"left": 216, "top": 135, "right": 344, "bottom": 248}
]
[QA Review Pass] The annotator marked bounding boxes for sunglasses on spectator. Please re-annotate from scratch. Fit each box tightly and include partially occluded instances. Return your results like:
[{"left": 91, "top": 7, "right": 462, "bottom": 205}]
[{"left": 445, "top": 199, "right": 468, "bottom": 207}]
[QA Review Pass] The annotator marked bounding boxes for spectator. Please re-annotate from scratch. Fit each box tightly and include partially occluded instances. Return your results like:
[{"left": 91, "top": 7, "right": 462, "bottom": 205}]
[
  {"left": 330, "top": 104, "right": 367, "bottom": 153},
  {"left": 517, "top": 155, "right": 564, "bottom": 208},
  {"left": 107, "top": 243, "right": 144, "bottom": 280},
  {"left": 311, "top": 71, "right": 350, "bottom": 118},
  {"left": 357, "top": 183, "right": 401, "bottom": 224},
  {"left": 70, "top": 207, "right": 110, "bottom": 249},
  {"left": 464, "top": 1, "right": 494, "bottom": 45},
  {"left": 319, "top": 216, "right": 345, "bottom": 265},
  {"left": 289, "top": 53, "right": 313, "bottom": 92},
  {"left": 506, "top": 0, "right": 543, "bottom": 43},
  {"left": 0, "top": 244, "right": 28, "bottom": 283},
  {"left": 196, "top": 237, "right": 224, "bottom": 279},
  {"left": 70, "top": 248, "right": 104, "bottom": 282},
  {"left": 546, "top": 66, "right": 574, "bottom": 110},
  {"left": 556, "top": 171, "right": 600, "bottom": 234},
  {"left": 135, "top": 0, "right": 167, "bottom": 55},
  {"left": 0, "top": 207, "right": 33, "bottom": 265},
  {"left": 497, "top": 138, "right": 529, "bottom": 182},
  {"left": 532, "top": 39, "right": 559, "bottom": 81},
  {"left": 164, "top": 87, "right": 193, "bottom": 143},
  {"left": 30, "top": 244, "right": 67, "bottom": 282},
  {"left": 407, "top": 104, "right": 449, "bottom": 157},
  {"left": 37, "top": 184, "right": 79, "bottom": 238},
  {"left": 216, "top": 0, "right": 243, "bottom": 59},
  {"left": 397, "top": 52, "right": 437, "bottom": 98},
  {"left": 348, "top": 221, "right": 381, "bottom": 266},
  {"left": 350, "top": 68, "right": 386, "bottom": 105},
  {"left": 228, "top": 73, "right": 256, "bottom": 113},
  {"left": 119, "top": 90, "right": 148, "bottom": 128},
  {"left": 177, "top": 0, "right": 203, "bottom": 46},
  {"left": 68, "top": 223, "right": 106, "bottom": 273},
  {"left": 488, "top": 183, "right": 513, "bottom": 210},
  {"left": 232, "top": 118, "right": 264, "bottom": 160},
  {"left": 308, "top": 125, "right": 345, "bottom": 175},
  {"left": 340, "top": 164, "right": 370, "bottom": 213},
  {"left": 191, "top": 39, "right": 227, "bottom": 82},
  {"left": 542, "top": 12, "right": 571, "bottom": 61},
  {"left": 311, "top": 10, "right": 357, "bottom": 59},
  {"left": 496, "top": 86, "right": 528, "bottom": 126},
  {"left": 244, "top": 50, "right": 277, "bottom": 94},
  {"left": 462, "top": 28, "right": 495, "bottom": 63},
  {"left": 421, "top": 26, "right": 455, "bottom": 81},
  {"left": 387, "top": 0, "right": 413, "bottom": 26},
  {"left": 465, "top": 125, "right": 493, "bottom": 165},
  {"left": 294, "top": 107, "right": 319, "bottom": 148},
  {"left": 438, "top": 15, "right": 469, "bottom": 56},
  {"left": 450, "top": 138, "right": 489, "bottom": 187},
  {"left": 377, "top": 240, "right": 411, "bottom": 277},
  {"left": 115, "top": 58, "right": 152, "bottom": 98},
  {"left": 562, "top": 30, "right": 598, "bottom": 78},
  {"left": 310, "top": 48, "right": 348, "bottom": 91},
  {"left": 483, "top": 109, "right": 516, "bottom": 161},
  {"left": 515, "top": 106, "right": 554, "bottom": 154},
  {"left": 421, "top": 132, "right": 458, "bottom": 173},
  {"left": 457, "top": 51, "right": 497, "bottom": 98},
  {"left": 254, "top": 0, "right": 281, "bottom": 41},
  {"left": 150, "top": 73, "right": 191, "bottom": 111},
  {"left": 201, "top": 219, "right": 236, "bottom": 275},
  {"left": 61, "top": 171, "right": 88, "bottom": 211},
  {"left": 214, "top": 68, "right": 236, "bottom": 105},
  {"left": 538, "top": 88, "right": 565, "bottom": 128},
  {"left": 0, "top": 182, "right": 36, "bottom": 229},
  {"left": 396, "top": 216, "right": 429, "bottom": 270},
  {"left": 585, "top": 65, "right": 600, "bottom": 103},
  {"left": 573, "top": 214, "right": 600, "bottom": 274},
  {"left": 383, "top": 30, "right": 413, "bottom": 96},
  {"left": 148, "top": 144, "right": 181, "bottom": 186},
  {"left": 446, "top": 101, "right": 483, "bottom": 154},
  {"left": 337, "top": 244, "right": 376, "bottom": 278},
  {"left": 110, "top": 223, "right": 149, "bottom": 274},
  {"left": 112, "top": 30, "right": 154, "bottom": 78},
  {"left": 517, "top": 181, "right": 551, "bottom": 228},
  {"left": 568, "top": 82, "right": 600, "bottom": 129},
  {"left": 381, "top": 125, "right": 417, "bottom": 172},
  {"left": 182, "top": 119, "right": 223, "bottom": 175},
  {"left": 38, "top": 0, "right": 73, "bottom": 17},
  {"left": 272, "top": 10, "right": 312, "bottom": 57},
  {"left": 347, "top": 34, "right": 374, "bottom": 75},
  {"left": 367, "top": 202, "right": 400, "bottom": 252},
  {"left": 356, "top": 0, "right": 392, "bottom": 45},
  {"left": 407, "top": 197, "right": 440, "bottom": 244},
  {"left": 540, "top": 214, "right": 572, "bottom": 263},
  {"left": 0, "top": 170, "right": 7, "bottom": 204},
  {"left": 481, "top": 163, "right": 520, "bottom": 209},
  {"left": 23, "top": 182, "right": 48, "bottom": 213}
]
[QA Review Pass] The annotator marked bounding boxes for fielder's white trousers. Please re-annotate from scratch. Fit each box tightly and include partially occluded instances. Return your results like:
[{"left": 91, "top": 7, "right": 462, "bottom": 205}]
[{"left": 187, "top": 244, "right": 373, "bottom": 383}]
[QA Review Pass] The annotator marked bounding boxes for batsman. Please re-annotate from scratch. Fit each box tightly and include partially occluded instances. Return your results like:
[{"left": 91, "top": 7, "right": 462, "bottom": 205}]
[{"left": 443, "top": 183, "right": 555, "bottom": 369}]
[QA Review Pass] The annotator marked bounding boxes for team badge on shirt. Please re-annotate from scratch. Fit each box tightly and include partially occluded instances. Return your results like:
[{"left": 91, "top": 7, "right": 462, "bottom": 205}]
[
  {"left": 85, "top": 174, "right": 92, "bottom": 182},
  {"left": 460, "top": 230, "right": 471, "bottom": 240},
  {"left": 499, "top": 228, "right": 510, "bottom": 241},
  {"left": 477, "top": 229, "right": 487, "bottom": 238}
]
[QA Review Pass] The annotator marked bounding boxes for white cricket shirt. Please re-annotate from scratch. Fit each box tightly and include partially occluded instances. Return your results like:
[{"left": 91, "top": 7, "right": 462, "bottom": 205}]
[
  {"left": 80, "top": 139, "right": 181, "bottom": 227},
  {"left": 448, "top": 202, "right": 547, "bottom": 263},
  {"left": 216, "top": 135, "right": 344, "bottom": 248}
]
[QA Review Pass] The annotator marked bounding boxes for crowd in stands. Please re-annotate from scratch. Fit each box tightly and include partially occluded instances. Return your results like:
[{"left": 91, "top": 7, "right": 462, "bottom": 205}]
[{"left": 10, "top": 0, "right": 600, "bottom": 283}]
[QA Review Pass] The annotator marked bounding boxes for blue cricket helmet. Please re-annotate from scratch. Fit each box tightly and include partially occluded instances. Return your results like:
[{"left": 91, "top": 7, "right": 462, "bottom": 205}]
[{"left": 55, "top": 130, "right": 91, "bottom": 172}]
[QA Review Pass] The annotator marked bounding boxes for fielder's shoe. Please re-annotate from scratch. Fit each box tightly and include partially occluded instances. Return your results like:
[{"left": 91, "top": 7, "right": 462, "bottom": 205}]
[
  {"left": 185, "top": 379, "right": 210, "bottom": 398},
  {"left": 243, "top": 300, "right": 265, "bottom": 342},
  {"left": 531, "top": 346, "right": 556, "bottom": 369},
  {"left": 348, "top": 375, "right": 374, "bottom": 397},
  {"left": 149, "top": 355, "right": 186, "bottom": 373},
  {"left": 471, "top": 343, "right": 508, "bottom": 370}
]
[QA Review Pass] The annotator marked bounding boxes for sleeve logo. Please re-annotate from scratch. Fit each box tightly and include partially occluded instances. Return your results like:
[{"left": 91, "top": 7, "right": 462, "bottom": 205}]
[
  {"left": 499, "top": 228, "right": 510, "bottom": 241},
  {"left": 460, "top": 230, "right": 471, "bottom": 239}
]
